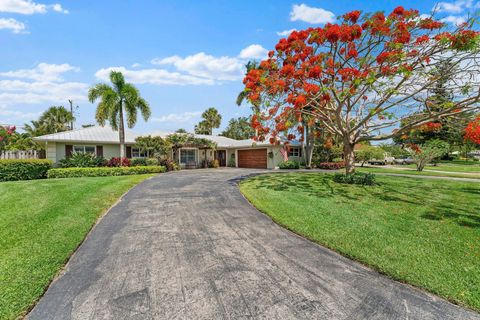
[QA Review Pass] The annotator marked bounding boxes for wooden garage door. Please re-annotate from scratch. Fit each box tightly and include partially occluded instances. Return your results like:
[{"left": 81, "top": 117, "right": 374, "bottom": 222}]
[{"left": 238, "top": 149, "right": 267, "bottom": 169}]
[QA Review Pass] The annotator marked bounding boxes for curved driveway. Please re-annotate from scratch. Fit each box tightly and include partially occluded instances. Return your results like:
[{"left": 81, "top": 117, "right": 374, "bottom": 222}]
[{"left": 29, "top": 169, "right": 479, "bottom": 320}]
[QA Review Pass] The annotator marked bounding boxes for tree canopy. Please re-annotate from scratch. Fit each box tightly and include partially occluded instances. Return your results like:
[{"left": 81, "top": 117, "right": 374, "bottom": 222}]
[
  {"left": 242, "top": 7, "right": 480, "bottom": 173},
  {"left": 194, "top": 107, "right": 222, "bottom": 135},
  {"left": 220, "top": 116, "right": 255, "bottom": 140},
  {"left": 24, "top": 106, "right": 74, "bottom": 137}
]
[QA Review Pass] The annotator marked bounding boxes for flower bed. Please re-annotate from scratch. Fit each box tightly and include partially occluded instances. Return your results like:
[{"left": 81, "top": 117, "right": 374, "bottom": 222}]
[{"left": 316, "top": 162, "right": 345, "bottom": 170}]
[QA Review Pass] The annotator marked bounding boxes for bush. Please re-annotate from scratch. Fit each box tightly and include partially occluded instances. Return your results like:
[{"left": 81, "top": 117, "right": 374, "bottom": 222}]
[
  {"left": 316, "top": 161, "right": 345, "bottom": 170},
  {"left": 160, "top": 158, "right": 180, "bottom": 171},
  {"left": 332, "top": 172, "right": 376, "bottom": 185},
  {"left": 131, "top": 158, "right": 148, "bottom": 166},
  {"left": 146, "top": 158, "right": 159, "bottom": 166},
  {"left": 47, "top": 165, "right": 166, "bottom": 178},
  {"left": 106, "top": 157, "right": 131, "bottom": 167},
  {"left": 278, "top": 160, "right": 300, "bottom": 169},
  {"left": 0, "top": 159, "right": 52, "bottom": 181},
  {"left": 59, "top": 152, "right": 105, "bottom": 168},
  {"left": 211, "top": 159, "right": 220, "bottom": 168}
]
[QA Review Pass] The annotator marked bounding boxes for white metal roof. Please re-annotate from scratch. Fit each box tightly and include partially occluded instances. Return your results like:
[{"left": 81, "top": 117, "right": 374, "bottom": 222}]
[
  {"left": 33, "top": 125, "right": 140, "bottom": 144},
  {"left": 33, "top": 125, "right": 299, "bottom": 148}
]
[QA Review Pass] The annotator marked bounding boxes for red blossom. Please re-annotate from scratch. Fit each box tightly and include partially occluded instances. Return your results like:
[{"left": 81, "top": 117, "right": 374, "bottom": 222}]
[
  {"left": 465, "top": 117, "right": 480, "bottom": 144},
  {"left": 344, "top": 10, "right": 361, "bottom": 23}
]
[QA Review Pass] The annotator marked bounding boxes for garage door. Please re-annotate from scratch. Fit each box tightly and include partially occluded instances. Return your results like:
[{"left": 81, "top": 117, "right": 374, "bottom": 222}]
[{"left": 238, "top": 149, "right": 267, "bottom": 169}]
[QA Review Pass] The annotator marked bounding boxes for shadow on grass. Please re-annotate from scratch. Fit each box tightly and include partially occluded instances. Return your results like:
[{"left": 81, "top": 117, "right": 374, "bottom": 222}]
[{"left": 245, "top": 172, "right": 480, "bottom": 229}]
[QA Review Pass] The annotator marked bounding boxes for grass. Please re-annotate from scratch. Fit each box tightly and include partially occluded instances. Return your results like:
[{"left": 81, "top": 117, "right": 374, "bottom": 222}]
[
  {"left": 240, "top": 173, "right": 480, "bottom": 311},
  {"left": 0, "top": 174, "right": 153, "bottom": 320},
  {"left": 399, "top": 162, "right": 480, "bottom": 173},
  {"left": 358, "top": 166, "right": 480, "bottom": 179}
]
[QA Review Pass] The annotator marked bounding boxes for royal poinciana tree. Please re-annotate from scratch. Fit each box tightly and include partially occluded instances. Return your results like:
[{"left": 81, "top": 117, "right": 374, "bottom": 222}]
[
  {"left": 465, "top": 116, "right": 480, "bottom": 145},
  {"left": 243, "top": 7, "right": 480, "bottom": 173}
]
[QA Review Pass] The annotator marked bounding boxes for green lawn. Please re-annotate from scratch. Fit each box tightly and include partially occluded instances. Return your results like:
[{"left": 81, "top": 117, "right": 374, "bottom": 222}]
[
  {"left": 0, "top": 175, "right": 153, "bottom": 320},
  {"left": 358, "top": 167, "right": 480, "bottom": 179},
  {"left": 240, "top": 173, "right": 480, "bottom": 311},
  {"left": 399, "top": 162, "right": 480, "bottom": 173}
]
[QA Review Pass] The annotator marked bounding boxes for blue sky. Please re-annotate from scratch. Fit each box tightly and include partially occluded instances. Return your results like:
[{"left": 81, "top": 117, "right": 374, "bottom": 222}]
[{"left": 0, "top": 0, "right": 476, "bottom": 134}]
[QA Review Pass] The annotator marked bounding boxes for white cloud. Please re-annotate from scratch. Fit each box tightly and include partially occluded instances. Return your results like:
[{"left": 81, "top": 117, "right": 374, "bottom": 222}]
[
  {"left": 290, "top": 4, "right": 335, "bottom": 24},
  {"left": 0, "top": 0, "right": 68, "bottom": 14},
  {"left": 95, "top": 66, "right": 214, "bottom": 86},
  {"left": 0, "top": 17, "right": 26, "bottom": 33},
  {"left": 440, "top": 15, "right": 467, "bottom": 25},
  {"left": 152, "top": 52, "right": 244, "bottom": 81},
  {"left": 0, "top": 63, "right": 88, "bottom": 113},
  {"left": 277, "top": 29, "right": 297, "bottom": 37},
  {"left": 131, "top": 63, "right": 141, "bottom": 68},
  {"left": 0, "top": 63, "right": 79, "bottom": 81},
  {"left": 151, "top": 111, "right": 202, "bottom": 123},
  {"left": 435, "top": 0, "right": 473, "bottom": 13},
  {"left": 0, "top": 105, "right": 40, "bottom": 119},
  {"left": 238, "top": 44, "right": 268, "bottom": 60}
]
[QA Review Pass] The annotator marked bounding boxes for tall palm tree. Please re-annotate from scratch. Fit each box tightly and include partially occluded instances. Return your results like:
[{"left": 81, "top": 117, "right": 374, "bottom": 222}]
[
  {"left": 199, "top": 107, "right": 222, "bottom": 135},
  {"left": 88, "top": 71, "right": 150, "bottom": 158}
]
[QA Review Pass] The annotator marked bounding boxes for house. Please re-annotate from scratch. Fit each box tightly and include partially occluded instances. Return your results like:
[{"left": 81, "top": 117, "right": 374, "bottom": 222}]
[{"left": 33, "top": 125, "right": 304, "bottom": 169}]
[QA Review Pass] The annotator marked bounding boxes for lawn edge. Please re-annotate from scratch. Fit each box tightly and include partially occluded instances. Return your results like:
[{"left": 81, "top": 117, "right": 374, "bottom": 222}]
[
  {"left": 21, "top": 174, "right": 156, "bottom": 319},
  {"left": 237, "top": 172, "right": 480, "bottom": 314}
]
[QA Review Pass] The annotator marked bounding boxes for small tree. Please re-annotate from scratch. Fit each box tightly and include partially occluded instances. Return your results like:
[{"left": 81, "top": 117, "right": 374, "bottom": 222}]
[
  {"left": 220, "top": 117, "right": 255, "bottom": 140},
  {"left": 134, "top": 135, "right": 170, "bottom": 158},
  {"left": 408, "top": 139, "right": 449, "bottom": 171},
  {"left": 355, "top": 145, "right": 385, "bottom": 166},
  {"left": 242, "top": 8, "right": 480, "bottom": 174}
]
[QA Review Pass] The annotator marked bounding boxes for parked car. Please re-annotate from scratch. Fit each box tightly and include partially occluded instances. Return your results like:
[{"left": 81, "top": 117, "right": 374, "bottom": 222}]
[
  {"left": 368, "top": 156, "right": 395, "bottom": 165},
  {"left": 393, "top": 157, "right": 415, "bottom": 165}
]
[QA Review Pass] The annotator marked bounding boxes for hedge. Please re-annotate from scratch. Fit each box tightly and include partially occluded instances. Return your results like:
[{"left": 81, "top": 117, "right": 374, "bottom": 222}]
[
  {"left": 278, "top": 160, "right": 300, "bottom": 169},
  {"left": 316, "top": 162, "right": 346, "bottom": 170},
  {"left": 0, "top": 159, "right": 53, "bottom": 181},
  {"left": 47, "top": 165, "right": 166, "bottom": 178}
]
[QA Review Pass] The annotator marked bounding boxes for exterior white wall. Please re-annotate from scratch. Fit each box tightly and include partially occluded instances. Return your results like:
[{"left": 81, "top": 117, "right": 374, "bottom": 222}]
[
  {"left": 46, "top": 142, "right": 56, "bottom": 163},
  {"left": 52, "top": 142, "right": 130, "bottom": 163}
]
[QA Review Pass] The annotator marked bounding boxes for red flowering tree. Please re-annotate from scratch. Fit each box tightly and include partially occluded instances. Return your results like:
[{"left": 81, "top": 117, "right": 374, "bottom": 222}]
[
  {"left": 0, "top": 125, "right": 16, "bottom": 151},
  {"left": 243, "top": 7, "right": 480, "bottom": 174},
  {"left": 465, "top": 116, "right": 480, "bottom": 145}
]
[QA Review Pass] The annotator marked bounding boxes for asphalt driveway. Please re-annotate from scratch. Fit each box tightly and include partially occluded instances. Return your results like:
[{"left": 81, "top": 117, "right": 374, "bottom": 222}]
[{"left": 29, "top": 169, "right": 480, "bottom": 319}]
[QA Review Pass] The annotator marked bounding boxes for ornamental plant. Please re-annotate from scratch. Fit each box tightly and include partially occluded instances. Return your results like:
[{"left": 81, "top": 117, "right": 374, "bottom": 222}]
[
  {"left": 407, "top": 139, "right": 449, "bottom": 171},
  {"left": 242, "top": 7, "right": 480, "bottom": 174},
  {"left": 464, "top": 116, "right": 480, "bottom": 145},
  {"left": 0, "top": 125, "right": 15, "bottom": 150}
]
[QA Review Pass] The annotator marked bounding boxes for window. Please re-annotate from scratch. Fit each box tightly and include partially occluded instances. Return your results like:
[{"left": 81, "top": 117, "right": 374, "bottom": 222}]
[
  {"left": 73, "top": 145, "right": 96, "bottom": 154},
  {"left": 180, "top": 149, "right": 196, "bottom": 164},
  {"left": 288, "top": 147, "right": 301, "bottom": 157},
  {"left": 132, "top": 147, "right": 147, "bottom": 158}
]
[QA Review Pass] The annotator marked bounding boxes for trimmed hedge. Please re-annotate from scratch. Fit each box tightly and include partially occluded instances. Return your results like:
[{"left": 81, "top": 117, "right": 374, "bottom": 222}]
[
  {"left": 47, "top": 165, "right": 166, "bottom": 178},
  {"left": 0, "top": 159, "right": 52, "bottom": 181},
  {"left": 316, "top": 161, "right": 346, "bottom": 170},
  {"left": 278, "top": 160, "right": 300, "bottom": 169},
  {"left": 332, "top": 172, "right": 376, "bottom": 185}
]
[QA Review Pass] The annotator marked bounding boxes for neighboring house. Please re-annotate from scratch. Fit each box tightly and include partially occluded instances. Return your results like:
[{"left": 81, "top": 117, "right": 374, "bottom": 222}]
[{"left": 33, "top": 125, "right": 303, "bottom": 169}]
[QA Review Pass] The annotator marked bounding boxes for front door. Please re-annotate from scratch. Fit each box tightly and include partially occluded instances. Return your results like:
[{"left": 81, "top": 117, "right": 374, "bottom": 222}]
[{"left": 215, "top": 150, "right": 227, "bottom": 167}]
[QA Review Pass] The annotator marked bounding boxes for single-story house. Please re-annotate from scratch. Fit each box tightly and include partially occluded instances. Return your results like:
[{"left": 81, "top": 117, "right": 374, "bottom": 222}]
[{"left": 33, "top": 125, "right": 303, "bottom": 169}]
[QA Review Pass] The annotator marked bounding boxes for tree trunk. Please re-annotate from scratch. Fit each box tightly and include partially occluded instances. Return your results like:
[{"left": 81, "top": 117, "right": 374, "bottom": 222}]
[
  {"left": 304, "top": 124, "right": 314, "bottom": 169},
  {"left": 118, "top": 101, "right": 126, "bottom": 161},
  {"left": 343, "top": 142, "right": 356, "bottom": 175}
]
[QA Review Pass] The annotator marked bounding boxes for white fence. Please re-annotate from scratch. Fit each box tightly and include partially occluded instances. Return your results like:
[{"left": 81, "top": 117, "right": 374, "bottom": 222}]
[{"left": 0, "top": 150, "right": 43, "bottom": 159}]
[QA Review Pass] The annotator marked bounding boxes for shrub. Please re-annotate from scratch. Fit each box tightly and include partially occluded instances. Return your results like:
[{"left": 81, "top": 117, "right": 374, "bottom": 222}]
[
  {"left": 131, "top": 158, "right": 148, "bottom": 166},
  {"left": 160, "top": 158, "right": 180, "bottom": 171},
  {"left": 278, "top": 160, "right": 300, "bottom": 169},
  {"left": 59, "top": 152, "right": 105, "bottom": 168},
  {"left": 211, "top": 159, "right": 220, "bottom": 168},
  {"left": 47, "top": 165, "right": 166, "bottom": 178},
  {"left": 107, "top": 157, "right": 131, "bottom": 167},
  {"left": 228, "top": 154, "right": 236, "bottom": 167},
  {"left": 0, "top": 159, "right": 52, "bottom": 181},
  {"left": 316, "top": 162, "right": 345, "bottom": 170},
  {"left": 146, "top": 158, "right": 159, "bottom": 166},
  {"left": 332, "top": 172, "right": 376, "bottom": 185}
]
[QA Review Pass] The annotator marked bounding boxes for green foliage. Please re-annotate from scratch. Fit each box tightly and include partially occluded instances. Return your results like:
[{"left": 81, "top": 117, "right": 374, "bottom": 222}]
[
  {"left": 332, "top": 172, "right": 376, "bottom": 185},
  {"left": 23, "top": 106, "right": 74, "bottom": 137},
  {"left": 355, "top": 146, "right": 385, "bottom": 166},
  {"left": 228, "top": 154, "right": 236, "bottom": 167},
  {"left": 131, "top": 157, "right": 160, "bottom": 166},
  {"left": 410, "top": 139, "right": 450, "bottom": 171},
  {"left": 134, "top": 135, "right": 170, "bottom": 157},
  {"left": 194, "top": 107, "right": 222, "bottom": 135},
  {"left": 379, "top": 143, "right": 409, "bottom": 158},
  {"left": 316, "top": 162, "right": 345, "bottom": 170},
  {"left": 47, "top": 166, "right": 166, "bottom": 178},
  {"left": 59, "top": 152, "right": 106, "bottom": 168},
  {"left": 0, "top": 159, "right": 52, "bottom": 181},
  {"left": 278, "top": 160, "right": 300, "bottom": 169},
  {"left": 146, "top": 158, "right": 159, "bottom": 166},
  {"left": 220, "top": 116, "right": 255, "bottom": 140},
  {"left": 159, "top": 158, "right": 180, "bottom": 171}
]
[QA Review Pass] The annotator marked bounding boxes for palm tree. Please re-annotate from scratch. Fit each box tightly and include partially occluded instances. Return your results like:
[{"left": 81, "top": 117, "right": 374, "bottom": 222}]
[
  {"left": 24, "top": 106, "right": 74, "bottom": 136},
  {"left": 88, "top": 71, "right": 150, "bottom": 158},
  {"left": 198, "top": 107, "right": 222, "bottom": 135}
]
